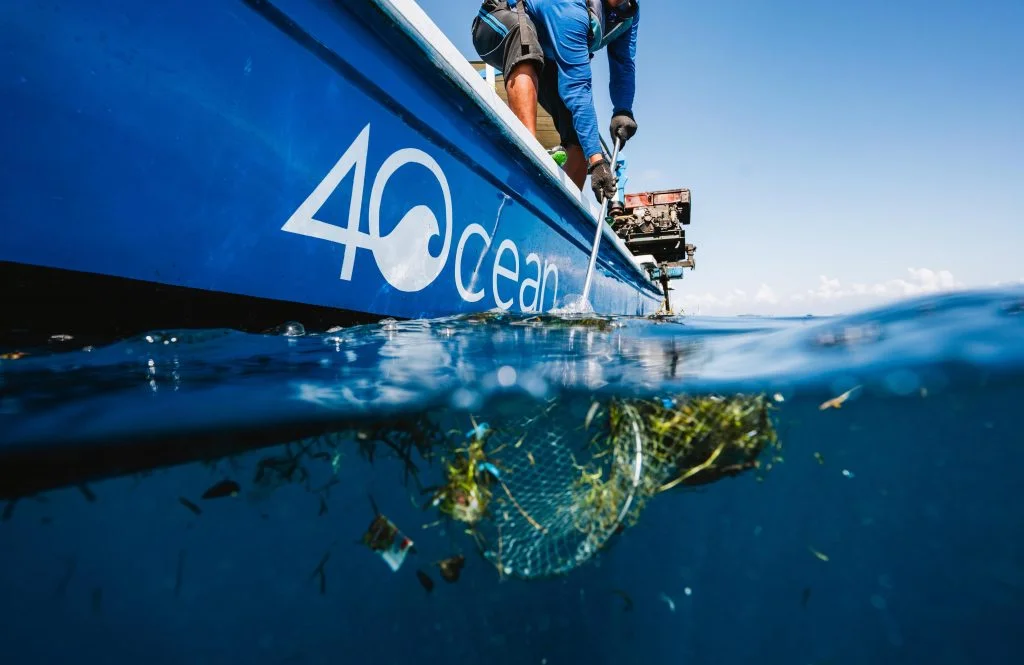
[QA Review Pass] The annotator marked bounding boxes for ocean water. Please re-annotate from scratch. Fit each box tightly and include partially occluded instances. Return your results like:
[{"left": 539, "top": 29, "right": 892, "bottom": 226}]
[{"left": 1, "top": 286, "right": 1023, "bottom": 665}]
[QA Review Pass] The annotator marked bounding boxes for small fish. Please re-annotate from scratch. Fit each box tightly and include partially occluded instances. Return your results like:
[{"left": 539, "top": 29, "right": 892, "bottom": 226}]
[
  {"left": 318, "top": 496, "right": 328, "bottom": 516},
  {"left": 659, "top": 592, "right": 676, "bottom": 612},
  {"left": 611, "top": 588, "right": 634, "bottom": 612},
  {"left": 416, "top": 569, "right": 435, "bottom": 593},
  {"left": 819, "top": 385, "right": 861, "bottom": 410},
  {"left": 584, "top": 401, "right": 601, "bottom": 429},
  {"left": 801, "top": 586, "right": 812, "bottom": 609},
  {"left": 809, "top": 546, "right": 830, "bottom": 562},
  {"left": 178, "top": 497, "right": 202, "bottom": 516},
  {"left": 201, "top": 479, "right": 240, "bottom": 500},
  {"left": 814, "top": 451, "right": 825, "bottom": 465}
]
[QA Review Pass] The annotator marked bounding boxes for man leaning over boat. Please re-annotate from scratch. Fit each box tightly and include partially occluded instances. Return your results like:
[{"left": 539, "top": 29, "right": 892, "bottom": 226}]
[{"left": 472, "top": 0, "right": 640, "bottom": 204}]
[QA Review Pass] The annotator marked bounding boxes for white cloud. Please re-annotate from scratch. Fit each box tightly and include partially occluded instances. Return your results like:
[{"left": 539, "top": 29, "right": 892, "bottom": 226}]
[
  {"left": 678, "top": 268, "right": 968, "bottom": 315},
  {"left": 754, "top": 283, "right": 779, "bottom": 304}
]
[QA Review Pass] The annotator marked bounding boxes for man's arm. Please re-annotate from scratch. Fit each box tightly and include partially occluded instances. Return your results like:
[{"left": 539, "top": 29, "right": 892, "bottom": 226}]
[
  {"left": 607, "top": 15, "right": 639, "bottom": 116},
  {"left": 534, "top": 2, "right": 603, "bottom": 162}
]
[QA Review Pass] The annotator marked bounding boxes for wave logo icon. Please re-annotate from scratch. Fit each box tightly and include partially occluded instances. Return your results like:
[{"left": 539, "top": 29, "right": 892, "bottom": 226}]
[{"left": 282, "top": 124, "right": 453, "bottom": 292}]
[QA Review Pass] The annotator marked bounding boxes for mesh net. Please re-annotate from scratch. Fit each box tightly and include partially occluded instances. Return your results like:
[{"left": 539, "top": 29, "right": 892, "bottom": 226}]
[{"left": 422, "top": 392, "right": 781, "bottom": 580}]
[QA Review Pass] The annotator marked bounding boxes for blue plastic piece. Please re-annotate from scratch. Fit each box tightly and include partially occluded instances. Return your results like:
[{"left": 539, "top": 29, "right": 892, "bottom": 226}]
[
  {"left": 477, "top": 462, "right": 502, "bottom": 480},
  {"left": 466, "top": 423, "right": 491, "bottom": 440}
]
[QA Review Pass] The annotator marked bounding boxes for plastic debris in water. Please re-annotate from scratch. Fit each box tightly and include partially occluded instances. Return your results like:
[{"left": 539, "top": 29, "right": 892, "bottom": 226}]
[
  {"left": 819, "top": 385, "right": 861, "bottom": 410},
  {"left": 178, "top": 497, "right": 201, "bottom": 516},
  {"left": 477, "top": 461, "right": 501, "bottom": 480},
  {"left": 309, "top": 551, "right": 330, "bottom": 595},
  {"left": 201, "top": 479, "right": 240, "bottom": 499},
  {"left": 362, "top": 514, "right": 414, "bottom": 572},
  {"left": 437, "top": 555, "right": 465, "bottom": 583},
  {"left": 416, "top": 569, "right": 435, "bottom": 593},
  {"left": 584, "top": 401, "right": 601, "bottom": 430},
  {"left": 465, "top": 421, "right": 490, "bottom": 441},
  {"left": 610, "top": 589, "right": 633, "bottom": 612}
]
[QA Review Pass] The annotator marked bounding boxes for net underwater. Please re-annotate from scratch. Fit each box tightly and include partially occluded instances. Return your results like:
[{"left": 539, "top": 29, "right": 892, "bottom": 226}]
[{"left": 0, "top": 287, "right": 1023, "bottom": 665}]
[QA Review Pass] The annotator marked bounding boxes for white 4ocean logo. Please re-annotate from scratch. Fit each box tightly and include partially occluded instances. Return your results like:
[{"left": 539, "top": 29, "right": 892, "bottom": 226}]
[
  {"left": 281, "top": 124, "right": 560, "bottom": 311},
  {"left": 281, "top": 124, "right": 452, "bottom": 293}
]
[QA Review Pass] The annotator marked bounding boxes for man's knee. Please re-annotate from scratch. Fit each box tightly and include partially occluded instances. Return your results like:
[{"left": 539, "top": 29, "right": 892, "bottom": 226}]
[{"left": 505, "top": 60, "right": 540, "bottom": 89}]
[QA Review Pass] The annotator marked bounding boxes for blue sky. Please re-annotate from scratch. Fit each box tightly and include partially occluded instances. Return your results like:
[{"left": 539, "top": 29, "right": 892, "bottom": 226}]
[{"left": 417, "top": 0, "right": 1023, "bottom": 314}]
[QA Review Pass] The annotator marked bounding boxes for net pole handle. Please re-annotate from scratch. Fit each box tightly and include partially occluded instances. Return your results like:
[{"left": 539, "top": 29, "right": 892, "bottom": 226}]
[{"left": 580, "top": 137, "right": 622, "bottom": 307}]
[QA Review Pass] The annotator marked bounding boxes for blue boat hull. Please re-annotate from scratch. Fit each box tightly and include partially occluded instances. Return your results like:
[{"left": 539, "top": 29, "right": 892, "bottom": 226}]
[{"left": 0, "top": 0, "right": 663, "bottom": 326}]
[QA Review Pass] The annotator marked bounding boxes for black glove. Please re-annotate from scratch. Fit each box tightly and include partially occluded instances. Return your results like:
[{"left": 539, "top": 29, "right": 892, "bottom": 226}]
[
  {"left": 609, "top": 111, "right": 638, "bottom": 146},
  {"left": 589, "top": 157, "right": 617, "bottom": 203}
]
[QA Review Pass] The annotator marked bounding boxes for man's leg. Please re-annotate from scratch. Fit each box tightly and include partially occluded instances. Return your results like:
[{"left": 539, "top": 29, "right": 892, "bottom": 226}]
[
  {"left": 504, "top": 61, "right": 539, "bottom": 135},
  {"left": 471, "top": 1, "right": 544, "bottom": 133},
  {"left": 537, "top": 64, "right": 589, "bottom": 190}
]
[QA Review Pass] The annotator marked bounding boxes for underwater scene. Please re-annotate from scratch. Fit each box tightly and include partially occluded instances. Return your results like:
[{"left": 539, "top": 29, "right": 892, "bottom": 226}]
[{"left": 1, "top": 287, "right": 1023, "bottom": 665}]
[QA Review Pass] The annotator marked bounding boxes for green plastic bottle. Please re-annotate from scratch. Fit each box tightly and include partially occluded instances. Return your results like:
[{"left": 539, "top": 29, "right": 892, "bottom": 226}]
[{"left": 548, "top": 145, "right": 567, "bottom": 167}]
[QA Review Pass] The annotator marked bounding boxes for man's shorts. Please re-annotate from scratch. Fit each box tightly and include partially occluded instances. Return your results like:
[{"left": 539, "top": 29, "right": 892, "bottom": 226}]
[{"left": 471, "top": 0, "right": 581, "bottom": 149}]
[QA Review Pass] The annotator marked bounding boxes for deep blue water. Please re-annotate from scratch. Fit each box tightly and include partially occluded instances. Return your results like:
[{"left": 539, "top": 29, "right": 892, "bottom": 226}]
[{"left": 1, "top": 287, "right": 1023, "bottom": 665}]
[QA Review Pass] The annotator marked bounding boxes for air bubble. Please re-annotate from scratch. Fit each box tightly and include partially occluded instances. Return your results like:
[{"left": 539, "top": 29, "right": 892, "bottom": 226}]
[{"left": 497, "top": 365, "right": 517, "bottom": 387}]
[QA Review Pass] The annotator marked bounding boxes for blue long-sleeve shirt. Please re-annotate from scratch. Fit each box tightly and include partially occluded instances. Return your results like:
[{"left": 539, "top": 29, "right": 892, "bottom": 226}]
[{"left": 519, "top": 0, "right": 639, "bottom": 160}]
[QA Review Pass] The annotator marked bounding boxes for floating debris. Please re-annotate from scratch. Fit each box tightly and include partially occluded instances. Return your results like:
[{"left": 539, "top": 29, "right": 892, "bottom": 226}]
[
  {"left": 842, "top": 469, "right": 855, "bottom": 478},
  {"left": 611, "top": 588, "right": 634, "bottom": 612},
  {"left": 584, "top": 401, "right": 601, "bottom": 429},
  {"left": 809, "top": 546, "right": 830, "bottom": 562},
  {"left": 814, "top": 451, "right": 825, "bottom": 465},
  {"left": 416, "top": 569, "right": 435, "bottom": 593},
  {"left": 436, "top": 555, "right": 465, "bottom": 583},
  {"left": 819, "top": 385, "right": 861, "bottom": 411},
  {"left": 309, "top": 551, "right": 331, "bottom": 595},
  {"left": 362, "top": 500, "right": 414, "bottom": 573},
  {"left": 201, "top": 479, "right": 240, "bottom": 500},
  {"left": 178, "top": 497, "right": 202, "bottom": 516}
]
